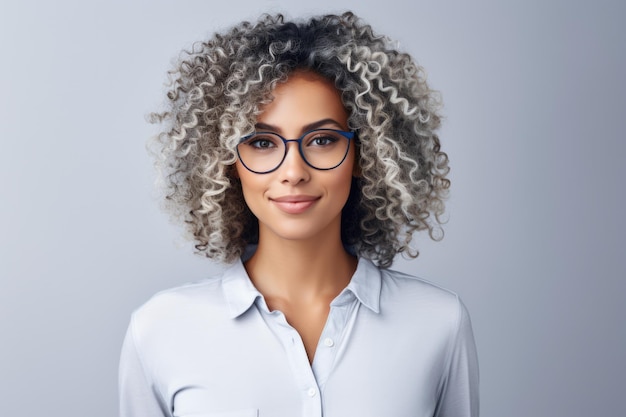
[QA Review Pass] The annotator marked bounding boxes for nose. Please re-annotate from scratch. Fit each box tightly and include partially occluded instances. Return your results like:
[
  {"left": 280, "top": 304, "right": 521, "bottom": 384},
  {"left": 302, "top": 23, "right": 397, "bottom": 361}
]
[{"left": 279, "top": 142, "right": 310, "bottom": 184}]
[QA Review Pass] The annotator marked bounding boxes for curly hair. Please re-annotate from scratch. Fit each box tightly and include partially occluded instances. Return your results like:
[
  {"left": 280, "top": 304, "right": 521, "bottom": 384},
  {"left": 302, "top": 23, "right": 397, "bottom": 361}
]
[{"left": 150, "top": 11, "right": 450, "bottom": 268}]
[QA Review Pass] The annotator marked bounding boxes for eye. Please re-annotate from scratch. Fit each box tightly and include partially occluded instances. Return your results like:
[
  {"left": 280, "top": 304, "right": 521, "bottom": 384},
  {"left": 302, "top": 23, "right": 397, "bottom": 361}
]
[
  {"left": 307, "top": 133, "right": 340, "bottom": 147},
  {"left": 243, "top": 134, "right": 281, "bottom": 150},
  {"left": 250, "top": 139, "right": 274, "bottom": 149}
]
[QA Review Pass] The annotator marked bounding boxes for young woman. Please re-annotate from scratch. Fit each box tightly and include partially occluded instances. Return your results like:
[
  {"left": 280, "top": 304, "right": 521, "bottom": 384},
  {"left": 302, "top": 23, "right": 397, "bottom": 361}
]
[{"left": 120, "top": 12, "right": 478, "bottom": 417}]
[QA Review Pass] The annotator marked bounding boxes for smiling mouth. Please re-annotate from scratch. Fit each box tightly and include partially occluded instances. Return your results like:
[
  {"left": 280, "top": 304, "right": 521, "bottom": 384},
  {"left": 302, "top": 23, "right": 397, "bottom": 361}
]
[{"left": 270, "top": 196, "right": 320, "bottom": 214}]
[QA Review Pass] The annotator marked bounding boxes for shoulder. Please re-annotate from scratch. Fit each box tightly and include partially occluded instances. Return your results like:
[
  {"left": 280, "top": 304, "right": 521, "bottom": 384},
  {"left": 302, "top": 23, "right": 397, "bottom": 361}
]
[
  {"left": 380, "top": 266, "right": 460, "bottom": 304},
  {"left": 376, "top": 265, "right": 466, "bottom": 329},
  {"left": 129, "top": 269, "right": 232, "bottom": 344},
  {"left": 137, "top": 277, "right": 224, "bottom": 315}
]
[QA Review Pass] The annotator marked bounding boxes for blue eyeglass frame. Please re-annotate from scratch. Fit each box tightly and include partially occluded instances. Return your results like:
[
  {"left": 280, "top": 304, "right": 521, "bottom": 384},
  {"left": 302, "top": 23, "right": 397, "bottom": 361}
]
[{"left": 236, "top": 128, "right": 355, "bottom": 174}]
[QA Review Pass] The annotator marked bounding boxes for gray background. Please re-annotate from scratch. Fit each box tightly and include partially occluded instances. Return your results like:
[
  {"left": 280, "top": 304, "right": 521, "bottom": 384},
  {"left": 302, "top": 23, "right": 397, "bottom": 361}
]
[{"left": 1, "top": 0, "right": 624, "bottom": 416}]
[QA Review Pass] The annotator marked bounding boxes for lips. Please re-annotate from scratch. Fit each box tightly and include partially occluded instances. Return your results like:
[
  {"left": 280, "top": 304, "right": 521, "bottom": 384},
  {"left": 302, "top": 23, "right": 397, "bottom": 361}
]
[{"left": 270, "top": 195, "right": 320, "bottom": 214}]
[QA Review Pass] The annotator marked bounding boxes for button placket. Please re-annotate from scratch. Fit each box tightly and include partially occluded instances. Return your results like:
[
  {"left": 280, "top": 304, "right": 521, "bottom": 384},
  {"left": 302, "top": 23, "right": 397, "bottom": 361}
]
[
  {"left": 285, "top": 327, "right": 322, "bottom": 415},
  {"left": 311, "top": 302, "right": 353, "bottom": 390},
  {"left": 254, "top": 297, "right": 323, "bottom": 416}
]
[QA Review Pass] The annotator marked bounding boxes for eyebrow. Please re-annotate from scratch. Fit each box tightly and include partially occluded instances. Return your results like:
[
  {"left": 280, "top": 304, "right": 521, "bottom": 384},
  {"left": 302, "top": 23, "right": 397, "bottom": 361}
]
[{"left": 254, "top": 118, "right": 346, "bottom": 134}]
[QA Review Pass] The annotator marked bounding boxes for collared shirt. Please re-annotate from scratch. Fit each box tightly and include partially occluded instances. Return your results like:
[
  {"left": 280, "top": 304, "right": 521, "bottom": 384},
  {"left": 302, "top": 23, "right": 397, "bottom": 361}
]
[{"left": 119, "top": 257, "right": 479, "bottom": 417}]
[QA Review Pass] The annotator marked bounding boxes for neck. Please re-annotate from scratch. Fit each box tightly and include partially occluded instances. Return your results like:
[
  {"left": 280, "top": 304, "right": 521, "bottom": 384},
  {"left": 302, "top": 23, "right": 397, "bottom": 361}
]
[{"left": 244, "top": 229, "right": 357, "bottom": 303}]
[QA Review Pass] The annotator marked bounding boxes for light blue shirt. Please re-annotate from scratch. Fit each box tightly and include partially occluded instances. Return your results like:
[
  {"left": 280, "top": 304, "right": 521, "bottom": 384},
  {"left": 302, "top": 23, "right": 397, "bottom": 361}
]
[{"left": 119, "top": 257, "right": 479, "bottom": 417}]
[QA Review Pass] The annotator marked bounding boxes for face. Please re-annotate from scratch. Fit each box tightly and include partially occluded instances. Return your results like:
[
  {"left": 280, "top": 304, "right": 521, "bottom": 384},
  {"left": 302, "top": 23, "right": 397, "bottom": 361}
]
[{"left": 235, "top": 70, "right": 356, "bottom": 244}]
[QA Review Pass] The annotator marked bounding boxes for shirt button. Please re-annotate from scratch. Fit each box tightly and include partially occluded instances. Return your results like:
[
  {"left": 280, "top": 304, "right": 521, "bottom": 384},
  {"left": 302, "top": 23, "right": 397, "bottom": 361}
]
[
  {"left": 307, "top": 387, "right": 316, "bottom": 397},
  {"left": 324, "top": 337, "right": 334, "bottom": 347}
]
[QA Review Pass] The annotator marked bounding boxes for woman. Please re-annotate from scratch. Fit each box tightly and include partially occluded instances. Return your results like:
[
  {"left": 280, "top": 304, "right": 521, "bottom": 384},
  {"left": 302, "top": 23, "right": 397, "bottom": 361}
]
[{"left": 120, "top": 12, "right": 478, "bottom": 417}]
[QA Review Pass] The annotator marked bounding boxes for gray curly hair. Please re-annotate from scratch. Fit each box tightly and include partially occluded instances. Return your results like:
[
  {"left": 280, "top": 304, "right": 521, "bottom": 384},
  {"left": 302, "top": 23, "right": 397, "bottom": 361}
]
[{"left": 150, "top": 11, "right": 450, "bottom": 268}]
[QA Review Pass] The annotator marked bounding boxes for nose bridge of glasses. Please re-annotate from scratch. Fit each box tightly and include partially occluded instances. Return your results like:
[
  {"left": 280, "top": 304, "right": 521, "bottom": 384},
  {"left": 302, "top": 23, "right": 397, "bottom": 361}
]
[{"left": 282, "top": 138, "right": 307, "bottom": 163}]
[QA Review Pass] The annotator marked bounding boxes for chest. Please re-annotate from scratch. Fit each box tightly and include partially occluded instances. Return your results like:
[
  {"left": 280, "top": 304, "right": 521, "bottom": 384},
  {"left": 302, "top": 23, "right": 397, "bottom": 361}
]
[{"left": 148, "top": 302, "right": 448, "bottom": 417}]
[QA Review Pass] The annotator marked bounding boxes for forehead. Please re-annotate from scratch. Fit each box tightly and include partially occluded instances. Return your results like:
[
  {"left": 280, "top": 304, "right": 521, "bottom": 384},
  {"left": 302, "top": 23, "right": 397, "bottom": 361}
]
[{"left": 256, "top": 71, "right": 348, "bottom": 132}]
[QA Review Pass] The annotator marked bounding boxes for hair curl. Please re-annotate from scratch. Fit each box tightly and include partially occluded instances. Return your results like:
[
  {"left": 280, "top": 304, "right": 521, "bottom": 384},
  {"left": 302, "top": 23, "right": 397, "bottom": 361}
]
[{"left": 150, "top": 11, "right": 450, "bottom": 268}]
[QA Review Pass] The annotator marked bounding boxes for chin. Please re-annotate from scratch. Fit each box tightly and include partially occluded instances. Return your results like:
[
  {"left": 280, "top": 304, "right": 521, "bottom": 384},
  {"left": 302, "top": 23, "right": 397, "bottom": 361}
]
[{"left": 260, "top": 219, "right": 341, "bottom": 243}]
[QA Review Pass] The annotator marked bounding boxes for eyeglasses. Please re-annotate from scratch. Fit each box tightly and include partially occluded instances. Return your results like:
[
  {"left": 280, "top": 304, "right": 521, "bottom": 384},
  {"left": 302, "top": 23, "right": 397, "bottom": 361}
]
[{"left": 236, "top": 128, "right": 355, "bottom": 174}]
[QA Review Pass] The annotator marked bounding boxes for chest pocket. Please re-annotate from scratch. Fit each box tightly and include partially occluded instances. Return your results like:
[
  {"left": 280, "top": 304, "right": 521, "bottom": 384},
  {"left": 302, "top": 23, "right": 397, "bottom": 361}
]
[{"left": 172, "top": 386, "right": 259, "bottom": 417}]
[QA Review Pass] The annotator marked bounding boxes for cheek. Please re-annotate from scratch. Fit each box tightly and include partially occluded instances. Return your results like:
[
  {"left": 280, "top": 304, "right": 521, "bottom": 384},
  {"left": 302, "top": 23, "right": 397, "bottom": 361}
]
[
  {"left": 331, "top": 165, "right": 356, "bottom": 201},
  {"left": 235, "top": 162, "right": 256, "bottom": 190},
  {"left": 238, "top": 178, "right": 261, "bottom": 205},
  {"left": 339, "top": 151, "right": 357, "bottom": 187},
  {"left": 234, "top": 164, "right": 260, "bottom": 207}
]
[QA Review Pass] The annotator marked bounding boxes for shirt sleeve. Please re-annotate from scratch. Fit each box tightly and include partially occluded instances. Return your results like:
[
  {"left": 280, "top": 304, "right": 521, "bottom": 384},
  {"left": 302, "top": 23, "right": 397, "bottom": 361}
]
[
  {"left": 434, "top": 297, "right": 480, "bottom": 417},
  {"left": 119, "top": 317, "right": 170, "bottom": 417}
]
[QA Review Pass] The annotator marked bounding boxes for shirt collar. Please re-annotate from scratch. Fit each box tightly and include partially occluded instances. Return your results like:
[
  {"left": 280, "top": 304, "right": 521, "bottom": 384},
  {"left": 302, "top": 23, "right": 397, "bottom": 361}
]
[
  {"left": 222, "top": 260, "right": 262, "bottom": 319},
  {"left": 221, "top": 256, "right": 382, "bottom": 319},
  {"left": 336, "top": 257, "right": 381, "bottom": 314}
]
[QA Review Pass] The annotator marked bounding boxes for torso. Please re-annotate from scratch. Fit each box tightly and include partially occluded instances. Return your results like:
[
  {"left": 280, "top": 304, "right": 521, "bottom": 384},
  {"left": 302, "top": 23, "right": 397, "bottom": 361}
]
[{"left": 122, "top": 259, "right": 478, "bottom": 417}]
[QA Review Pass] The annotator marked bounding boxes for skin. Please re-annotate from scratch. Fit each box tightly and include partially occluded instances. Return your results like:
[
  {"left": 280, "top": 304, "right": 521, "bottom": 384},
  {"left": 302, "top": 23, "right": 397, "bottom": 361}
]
[{"left": 235, "top": 70, "right": 358, "bottom": 364}]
